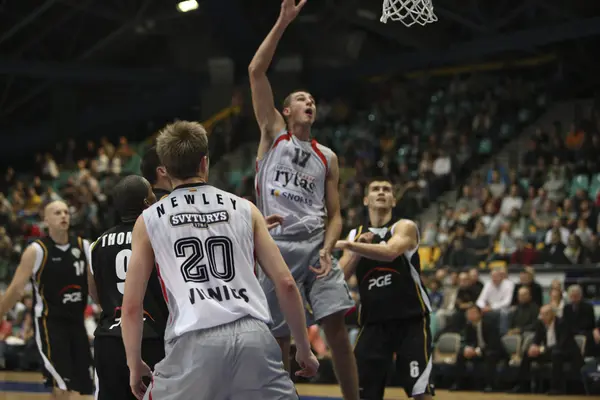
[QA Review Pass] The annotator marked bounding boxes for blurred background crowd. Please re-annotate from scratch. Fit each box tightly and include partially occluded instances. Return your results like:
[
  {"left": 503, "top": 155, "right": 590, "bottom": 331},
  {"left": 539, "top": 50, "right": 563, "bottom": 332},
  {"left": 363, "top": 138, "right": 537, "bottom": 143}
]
[{"left": 1, "top": 68, "right": 600, "bottom": 394}]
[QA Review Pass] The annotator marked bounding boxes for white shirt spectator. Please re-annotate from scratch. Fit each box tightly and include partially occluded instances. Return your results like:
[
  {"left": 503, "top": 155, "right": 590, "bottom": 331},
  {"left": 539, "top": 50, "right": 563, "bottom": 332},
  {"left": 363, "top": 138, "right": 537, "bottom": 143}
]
[
  {"left": 432, "top": 155, "right": 451, "bottom": 176},
  {"left": 476, "top": 278, "right": 515, "bottom": 310},
  {"left": 97, "top": 151, "right": 109, "bottom": 173},
  {"left": 111, "top": 156, "right": 122, "bottom": 175},
  {"left": 546, "top": 321, "right": 556, "bottom": 347},
  {"left": 500, "top": 195, "right": 523, "bottom": 217},
  {"left": 43, "top": 158, "right": 59, "bottom": 179},
  {"left": 544, "top": 226, "right": 569, "bottom": 245}
]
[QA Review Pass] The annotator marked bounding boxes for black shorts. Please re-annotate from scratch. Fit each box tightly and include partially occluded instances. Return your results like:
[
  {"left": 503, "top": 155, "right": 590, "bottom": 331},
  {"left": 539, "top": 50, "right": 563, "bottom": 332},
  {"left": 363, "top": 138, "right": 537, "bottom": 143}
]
[
  {"left": 354, "top": 315, "right": 435, "bottom": 399},
  {"left": 94, "top": 336, "right": 165, "bottom": 400},
  {"left": 34, "top": 317, "right": 94, "bottom": 394}
]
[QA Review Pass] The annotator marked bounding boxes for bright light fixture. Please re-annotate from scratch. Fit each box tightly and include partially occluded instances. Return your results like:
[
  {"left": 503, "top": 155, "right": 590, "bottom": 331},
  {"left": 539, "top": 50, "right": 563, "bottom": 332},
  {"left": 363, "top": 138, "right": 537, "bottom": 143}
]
[{"left": 177, "top": 0, "right": 198, "bottom": 13}]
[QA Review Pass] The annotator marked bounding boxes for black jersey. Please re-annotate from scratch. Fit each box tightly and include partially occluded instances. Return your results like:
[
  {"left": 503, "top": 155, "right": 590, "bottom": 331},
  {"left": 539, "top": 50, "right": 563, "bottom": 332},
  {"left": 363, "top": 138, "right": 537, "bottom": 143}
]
[
  {"left": 351, "top": 219, "right": 431, "bottom": 325},
  {"left": 90, "top": 222, "right": 168, "bottom": 339},
  {"left": 30, "top": 236, "right": 89, "bottom": 321},
  {"left": 152, "top": 188, "right": 170, "bottom": 201}
]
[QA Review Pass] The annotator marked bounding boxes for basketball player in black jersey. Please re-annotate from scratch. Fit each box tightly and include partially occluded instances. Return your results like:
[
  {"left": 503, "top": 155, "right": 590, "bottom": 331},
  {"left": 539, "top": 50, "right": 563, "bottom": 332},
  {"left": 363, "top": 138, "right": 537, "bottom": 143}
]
[
  {"left": 141, "top": 145, "right": 172, "bottom": 200},
  {"left": 0, "top": 200, "right": 94, "bottom": 399},
  {"left": 88, "top": 175, "right": 168, "bottom": 400},
  {"left": 335, "top": 178, "right": 434, "bottom": 400}
]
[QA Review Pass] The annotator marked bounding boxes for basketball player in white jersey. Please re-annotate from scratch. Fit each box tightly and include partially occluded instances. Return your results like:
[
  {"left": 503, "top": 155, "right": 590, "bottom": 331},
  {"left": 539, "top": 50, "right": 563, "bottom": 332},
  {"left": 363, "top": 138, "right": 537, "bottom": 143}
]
[
  {"left": 121, "top": 121, "right": 319, "bottom": 400},
  {"left": 249, "top": 1, "right": 358, "bottom": 399}
]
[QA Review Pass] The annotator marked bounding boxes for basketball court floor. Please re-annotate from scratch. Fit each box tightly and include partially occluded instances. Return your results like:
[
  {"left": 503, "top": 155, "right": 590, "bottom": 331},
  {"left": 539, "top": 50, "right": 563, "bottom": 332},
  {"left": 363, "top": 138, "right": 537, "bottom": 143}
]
[{"left": 0, "top": 371, "right": 591, "bottom": 399}]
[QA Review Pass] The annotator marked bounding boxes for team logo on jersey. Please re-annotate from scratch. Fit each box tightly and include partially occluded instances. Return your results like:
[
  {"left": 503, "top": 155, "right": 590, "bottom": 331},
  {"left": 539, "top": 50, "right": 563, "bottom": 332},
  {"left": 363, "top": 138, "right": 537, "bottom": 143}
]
[
  {"left": 71, "top": 248, "right": 81, "bottom": 259},
  {"left": 270, "top": 189, "right": 313, "bottom": 206},
  {"left": 273, "top": 165, "right": 317, "bottom": 194},
  {"left": 170, "top": 211, "right": 229, "bottom": 228},
  {"left": 60, "top": 284, "right": 83, "bottom": 304}
]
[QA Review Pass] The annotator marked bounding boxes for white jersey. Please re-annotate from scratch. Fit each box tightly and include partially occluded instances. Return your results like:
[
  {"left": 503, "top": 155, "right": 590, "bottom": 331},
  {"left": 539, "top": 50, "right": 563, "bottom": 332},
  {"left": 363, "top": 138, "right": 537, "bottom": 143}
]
[
  {"left": 142, "top": 183, "right": 271, "bottom": 341},
  {"left": 255, "top": 129, "right": 334, "bottom": 240}
]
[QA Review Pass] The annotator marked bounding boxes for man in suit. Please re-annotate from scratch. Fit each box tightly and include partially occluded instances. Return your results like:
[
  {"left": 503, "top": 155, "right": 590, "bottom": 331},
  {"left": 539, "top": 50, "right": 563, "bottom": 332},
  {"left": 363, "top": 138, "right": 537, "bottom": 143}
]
[
  {"left": 450, "top": 305, "right": 508, "bottom": 392},
  {"left": 511, "top": 304, "right": 583, "bottom": 395},
  {"left": 563, "top": 284, "right": 596, "bottom": 356},
  {"left": 511, "top": 267, "right": 543, "bottom": 307},
  {"left": 507, "top": 286, "right": 539, "bottom": 336}
]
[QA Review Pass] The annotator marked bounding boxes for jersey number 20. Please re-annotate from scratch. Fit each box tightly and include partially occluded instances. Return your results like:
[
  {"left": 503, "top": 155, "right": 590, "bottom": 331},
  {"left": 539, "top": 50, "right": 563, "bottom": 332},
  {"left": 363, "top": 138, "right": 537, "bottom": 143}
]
[{"left": 174, "top": 236, "right": 235, "bottom": 283}]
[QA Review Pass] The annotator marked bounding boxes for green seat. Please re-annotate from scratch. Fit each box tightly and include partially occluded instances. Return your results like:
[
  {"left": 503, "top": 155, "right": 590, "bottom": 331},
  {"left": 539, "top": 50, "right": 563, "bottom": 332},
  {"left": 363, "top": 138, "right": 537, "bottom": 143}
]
[
  {"left": 588, "top": 174, "right": 600, "bottom": 199},
  {"left": 569, "top": 174, "right": 590, "bottom": 197}
]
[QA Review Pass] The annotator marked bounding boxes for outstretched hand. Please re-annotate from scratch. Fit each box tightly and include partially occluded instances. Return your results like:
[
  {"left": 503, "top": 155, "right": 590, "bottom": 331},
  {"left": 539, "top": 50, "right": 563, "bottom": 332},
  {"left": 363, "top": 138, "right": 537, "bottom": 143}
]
[
  {"left": 279, "top": 0, "right": 307, "bottom": 25},
  {"left": 265, "top": 214, "right": 284, "bottom": 230}
]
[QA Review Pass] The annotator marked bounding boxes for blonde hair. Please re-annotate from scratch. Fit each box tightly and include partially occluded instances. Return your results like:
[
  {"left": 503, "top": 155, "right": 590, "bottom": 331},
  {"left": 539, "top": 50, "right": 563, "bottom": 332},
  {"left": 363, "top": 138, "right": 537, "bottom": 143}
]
[{"left": 156, "top": 121, "right": 209, "bottom": 180}]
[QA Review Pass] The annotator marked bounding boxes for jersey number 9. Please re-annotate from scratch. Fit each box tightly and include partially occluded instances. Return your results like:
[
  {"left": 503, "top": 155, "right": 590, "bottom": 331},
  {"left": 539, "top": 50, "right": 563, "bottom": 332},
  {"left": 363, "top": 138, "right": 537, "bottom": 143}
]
[
  {"left": 174, "top": 236, "right": 236, "bottom": 283},
  {"left": 115, "top": 249, "right": 131, "bottom": 295}
]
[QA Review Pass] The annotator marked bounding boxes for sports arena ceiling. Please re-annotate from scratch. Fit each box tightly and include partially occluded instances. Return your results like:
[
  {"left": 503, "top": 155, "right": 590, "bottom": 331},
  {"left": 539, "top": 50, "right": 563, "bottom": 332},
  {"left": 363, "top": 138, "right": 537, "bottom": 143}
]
[{"left": 0, "top": 0, "right": 599, "bottom": 158}]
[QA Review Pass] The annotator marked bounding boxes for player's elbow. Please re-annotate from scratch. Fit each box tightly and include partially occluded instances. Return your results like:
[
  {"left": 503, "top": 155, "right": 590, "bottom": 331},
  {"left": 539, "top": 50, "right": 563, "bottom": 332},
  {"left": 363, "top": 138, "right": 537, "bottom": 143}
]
[
  {"left": 121, "top": 300, "right": 142, "bottom": 318},
  {"left": 274, "top": 275, "right": 297, "bottom": 295},
  {"left": 248, "top": 63, "right": 263, "bottom": 78}
]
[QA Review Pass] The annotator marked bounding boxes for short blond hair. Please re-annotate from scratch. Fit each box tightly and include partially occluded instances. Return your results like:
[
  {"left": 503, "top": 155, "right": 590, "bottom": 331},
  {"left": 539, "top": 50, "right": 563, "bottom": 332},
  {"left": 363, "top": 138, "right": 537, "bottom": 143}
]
[{"left": 156, "top": 121, "right": 208, "bottom": 180}]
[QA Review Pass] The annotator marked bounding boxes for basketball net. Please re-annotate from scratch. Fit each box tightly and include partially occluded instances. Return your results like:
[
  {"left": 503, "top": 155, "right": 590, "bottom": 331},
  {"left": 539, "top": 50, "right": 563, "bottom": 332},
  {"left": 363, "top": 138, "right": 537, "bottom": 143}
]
[{"left": 380, "top": 0, "right": 437, "bottom": 27}]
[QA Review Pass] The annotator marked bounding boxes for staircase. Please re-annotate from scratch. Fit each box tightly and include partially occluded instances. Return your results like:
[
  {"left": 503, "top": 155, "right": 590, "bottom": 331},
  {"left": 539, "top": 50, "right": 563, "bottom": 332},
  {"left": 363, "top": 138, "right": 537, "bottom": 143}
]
[{"left": 415, "top": 99, "right": 593, "bottom": 225}]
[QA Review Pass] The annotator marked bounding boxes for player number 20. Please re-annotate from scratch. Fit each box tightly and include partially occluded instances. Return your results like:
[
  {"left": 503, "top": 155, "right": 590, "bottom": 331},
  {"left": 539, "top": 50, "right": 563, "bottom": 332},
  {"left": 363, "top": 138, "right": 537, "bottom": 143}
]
[
  {"left": 174, "top": 236, "right": 235, "bottom": 283},
  {"left": 115, "top": 249, "right": 131, "bottom": 295},
  {"left": 409, "top": 361, "right": 420, "bottom": 378}
]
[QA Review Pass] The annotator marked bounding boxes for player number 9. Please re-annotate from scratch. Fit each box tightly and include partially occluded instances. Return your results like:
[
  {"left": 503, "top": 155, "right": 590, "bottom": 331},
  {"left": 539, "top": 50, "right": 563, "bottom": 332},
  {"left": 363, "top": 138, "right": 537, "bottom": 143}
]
[{"left": 115, "top": 249, "right": 131, "bottom": 295}]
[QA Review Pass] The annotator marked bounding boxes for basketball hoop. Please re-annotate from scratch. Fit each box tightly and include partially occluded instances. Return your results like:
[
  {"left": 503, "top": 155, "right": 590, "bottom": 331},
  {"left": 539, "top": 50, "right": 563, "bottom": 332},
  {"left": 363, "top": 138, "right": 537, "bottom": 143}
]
[{"left": 380, "top": 0, "right": 438, "bottom": 27}]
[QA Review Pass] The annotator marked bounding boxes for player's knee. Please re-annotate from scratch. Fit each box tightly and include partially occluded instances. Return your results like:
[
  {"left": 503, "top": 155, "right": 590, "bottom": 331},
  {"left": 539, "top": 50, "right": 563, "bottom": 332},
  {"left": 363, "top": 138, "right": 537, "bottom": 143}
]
[{"left": 321, "top": 311, "right": 349, "bottom": 342}]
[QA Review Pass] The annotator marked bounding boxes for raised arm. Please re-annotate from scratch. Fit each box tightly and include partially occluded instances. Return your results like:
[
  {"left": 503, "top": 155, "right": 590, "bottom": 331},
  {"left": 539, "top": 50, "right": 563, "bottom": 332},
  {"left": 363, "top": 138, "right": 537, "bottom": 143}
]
[
  {"left": 248, "top": 0, "right": 305, "bottom": 159},
  {"left": 335, "top": 219, "right": 418, "bottom": 263},
  {"left": 0, "top": 245, "right": 36, "bottom": 319}
]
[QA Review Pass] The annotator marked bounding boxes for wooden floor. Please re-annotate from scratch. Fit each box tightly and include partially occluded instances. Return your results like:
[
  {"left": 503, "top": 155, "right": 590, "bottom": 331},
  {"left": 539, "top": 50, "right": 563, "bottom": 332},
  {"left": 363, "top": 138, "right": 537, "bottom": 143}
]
[{"left": 0, "top": 371, "right": 591, "bottom": 399}]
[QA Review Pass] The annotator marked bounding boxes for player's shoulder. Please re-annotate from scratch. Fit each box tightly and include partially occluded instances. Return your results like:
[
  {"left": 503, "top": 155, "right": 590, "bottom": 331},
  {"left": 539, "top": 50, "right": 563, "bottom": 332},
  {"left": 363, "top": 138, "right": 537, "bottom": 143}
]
[
  {"left": 391, "top": 219, "right": 419, "bottom": 235},
  {"left": 311, "top": 139, "right": 336, "bottom": 159}
]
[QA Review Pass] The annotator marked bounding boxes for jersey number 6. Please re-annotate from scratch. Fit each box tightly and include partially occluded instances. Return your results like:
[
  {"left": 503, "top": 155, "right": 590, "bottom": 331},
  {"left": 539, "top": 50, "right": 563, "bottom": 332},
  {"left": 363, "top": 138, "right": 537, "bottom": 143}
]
[{"left": 174, "top": 236, "right": 236, "bottom": 283}]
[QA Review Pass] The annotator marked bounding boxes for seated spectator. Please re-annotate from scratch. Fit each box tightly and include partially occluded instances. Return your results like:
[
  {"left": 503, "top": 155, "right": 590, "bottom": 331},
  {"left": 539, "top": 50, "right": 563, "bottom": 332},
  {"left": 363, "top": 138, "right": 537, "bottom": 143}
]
[
  {"left": 511, "top": 305, "right": 583, "bottom": 395},
  {"left": 494, "top": 222, "right": 518, "bottom": 262},
  {"left": 541, "top": 228, "right": 570, "bottom": 265},
  {"left": 564, "top": 234, "right": 588, "bottom": 265},
  {"left": 592, "top": 315, "right": 600, "bottom": 357},
  {"left": 575, "top": 217, "right": 594, "bottom": 249},
  {"left": 476, "top": 267, "right": 515, "bottom": 335},
  {"left": 543, "top": 167, "right": 567, "bottom": 204},
  {"left": 448, "top": 272, "right": 479, "bottom": 333},
  {"left": 509, "top": 238, "right": 539, "bottom": 266},
  {"left": 468, "top": 267, "right": 484, "bottom": 298},
  {"left": 499, "top": 184, "right": 523, "bottom": 217},
  {"left": 450, "top": 305, "right": 508, "bottom": 392},
  {"left": 562, "top": 284, "right": 596, "bottom": 356},
  {"left": 549, "top": 286, "right": 565, "bottom": 318},
  {"left": 435, "top": 270, "right": 459, "bottom": 335},
  {"left": 511, "top": 267, "right": 543, "bottom": 307},
  {"left": 507, "top": 286, "right": 539, "bottom": 336},
  {"left": 488, "top": 170, "right": 506, "bottom": 199},
  {"left": 428, "top": 279, "right": 444, "bottom": 311},
  {"left": 464, "top": 220, "right": 491, "bottom": 264},
  {"left": 544, "top": 218, "right": 569, "bottom": 246}
]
